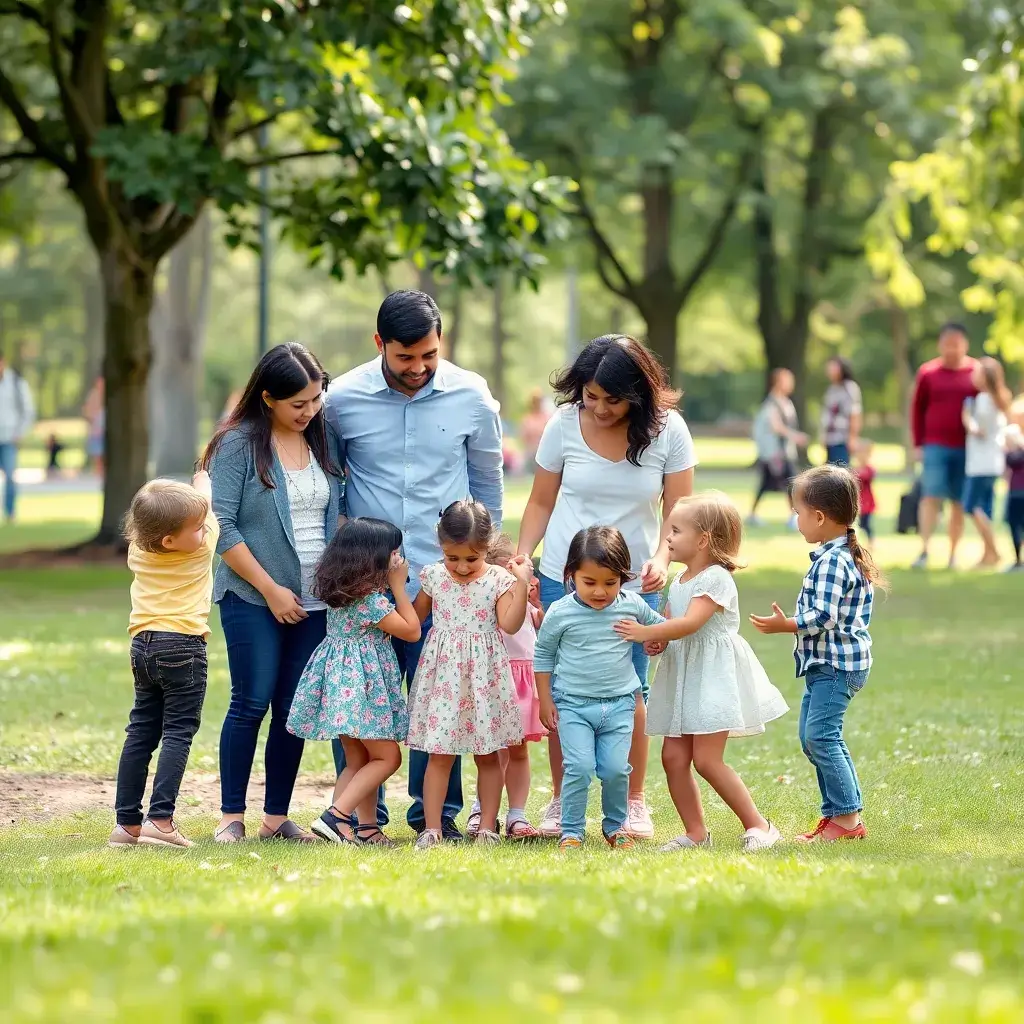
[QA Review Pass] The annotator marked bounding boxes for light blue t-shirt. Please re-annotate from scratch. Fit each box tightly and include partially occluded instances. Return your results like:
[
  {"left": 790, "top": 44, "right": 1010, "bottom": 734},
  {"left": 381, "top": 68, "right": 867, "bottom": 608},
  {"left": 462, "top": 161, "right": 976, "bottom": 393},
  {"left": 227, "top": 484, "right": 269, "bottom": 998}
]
[{"left": 534, "top": 591, "right": 665, "bottom": 699}]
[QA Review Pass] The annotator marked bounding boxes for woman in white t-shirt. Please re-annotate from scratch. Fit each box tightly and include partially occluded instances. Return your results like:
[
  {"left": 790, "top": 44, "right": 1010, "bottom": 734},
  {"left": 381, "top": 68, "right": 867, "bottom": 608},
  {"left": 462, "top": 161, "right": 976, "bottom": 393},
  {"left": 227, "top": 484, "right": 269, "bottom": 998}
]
[{"left": 517, "top": 334, "right": 697, "bottom": 840}]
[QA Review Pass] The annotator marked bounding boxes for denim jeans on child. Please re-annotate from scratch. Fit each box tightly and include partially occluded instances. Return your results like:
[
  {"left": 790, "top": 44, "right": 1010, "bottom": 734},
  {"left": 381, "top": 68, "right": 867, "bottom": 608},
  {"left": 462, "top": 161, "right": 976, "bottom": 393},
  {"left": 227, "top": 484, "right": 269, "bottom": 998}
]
[
  {"left": 798, "top": 663, "right": 868, "bottom": 818},
  {"left": 218, "top": 593, "right": 327, "bottom": 816},
  {"left": 0, "top": 442, "right": 17, "bottom": 520},
  {"left": 556, "top": 690, "right": 636, "bottom": 839},
  {"left": 114, "top": 631, "right": 208, "bottom": 826},
  {"left": 331, "top": 612, "right": 464, "bottom": 831},
  {"left": 539, "top": 575, "right": 659, "bottom": 699}
]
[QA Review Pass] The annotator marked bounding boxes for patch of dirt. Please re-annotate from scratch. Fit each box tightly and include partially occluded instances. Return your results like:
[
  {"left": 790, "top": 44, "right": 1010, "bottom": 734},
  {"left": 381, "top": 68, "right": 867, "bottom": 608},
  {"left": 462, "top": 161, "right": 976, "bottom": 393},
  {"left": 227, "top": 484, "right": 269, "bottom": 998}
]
[
  {"left": 0, "top": 546, "right": 126, "bottom": 570},
  {"left": 0, "top": 770, "right": 409, "bottom": 827}
]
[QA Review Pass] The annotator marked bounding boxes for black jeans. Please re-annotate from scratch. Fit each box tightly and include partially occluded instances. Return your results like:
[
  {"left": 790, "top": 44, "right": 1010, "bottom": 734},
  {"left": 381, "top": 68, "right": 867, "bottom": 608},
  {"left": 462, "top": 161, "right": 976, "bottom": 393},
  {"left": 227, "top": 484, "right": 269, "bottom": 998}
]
[
  {"left": 114, "top": 632, "right": 208, "bottom": 826},
  {"left": 218, "top": 592, "right": 327, "bottom": 816}
]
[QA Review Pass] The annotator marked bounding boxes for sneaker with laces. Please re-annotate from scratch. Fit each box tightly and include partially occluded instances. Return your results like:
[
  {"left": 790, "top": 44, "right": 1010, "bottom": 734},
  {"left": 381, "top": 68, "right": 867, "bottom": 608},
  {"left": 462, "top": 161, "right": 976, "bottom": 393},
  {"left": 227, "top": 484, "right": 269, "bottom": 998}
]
[
  {"left": 604, "top": 830, "right": 635, "bottom": 850},
  {"left": 538, "top": 797, "right": 562, "bottom": 838},
  {"left": 624, "top": 798, "right": 654, "bottom": 839},
  {"left": 108, "top": 825, "right": 139, "bottom": 848},
  {"left": 658, "top": 834, "right": 712, "bottom": 853},
  {"left": 474, "top": 829, "right": 501, "bottom": 847},
  {"left": 558, "top": 836, "right": 583, "bottom": 850},
  {"left": 741, "top": 823, "right": 783, "bottom": 851},
  {"left": 441, "top": 818, "right": 465, "bottom": 842},
  {"left": 795, "top": 818, "right": 866, "bottom": 843},
  {"left": 138, "top": 819, "right": 192, "bottom": 848},
  {"left": 415, "top": 829, "right": 443, "bottom": 851}
]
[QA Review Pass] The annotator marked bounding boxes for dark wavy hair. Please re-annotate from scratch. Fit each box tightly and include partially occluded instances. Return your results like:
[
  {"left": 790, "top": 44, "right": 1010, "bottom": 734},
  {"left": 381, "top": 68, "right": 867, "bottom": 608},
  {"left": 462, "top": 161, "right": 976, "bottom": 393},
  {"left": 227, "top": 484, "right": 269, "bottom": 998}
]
[
  {"left": 313, "top": 517, "right": 403, "bottom": 608},
  {"left": 551, "top": 334, "right": 681, "bottom": 466},
  {"left": 792, "top": 466, "right": 887, "bottom": 590},
  {"left": 563, "top": 526, "right": 635, "bottom": 589},
  {"left": 827, "top": 356, "right": 857, "bottom": 384},
  {"left": 201, "top": 342, "right": 335, "bottom": 488},
  {"left": 437, "top": 499, "right": 494, "bottom": 551}
]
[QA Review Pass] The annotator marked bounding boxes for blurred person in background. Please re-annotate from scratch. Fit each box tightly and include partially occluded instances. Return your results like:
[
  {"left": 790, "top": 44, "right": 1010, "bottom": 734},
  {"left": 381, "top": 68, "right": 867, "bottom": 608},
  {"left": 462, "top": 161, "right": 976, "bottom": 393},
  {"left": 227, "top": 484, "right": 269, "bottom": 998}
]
[
  {"left": 820, "top": 356, "right": 862, "bottom": 466},
  {"left": 519, "top": 387, "right": 552, "bottom": 471},
  {"left": 0, "top": 352, "right": 36, "bottom": 522},
  {"left": 83, "top": 377, "right": 105, "bottom": 479},
  {"left": 749, "top": 368, "right": 806, "bottom": 527}
]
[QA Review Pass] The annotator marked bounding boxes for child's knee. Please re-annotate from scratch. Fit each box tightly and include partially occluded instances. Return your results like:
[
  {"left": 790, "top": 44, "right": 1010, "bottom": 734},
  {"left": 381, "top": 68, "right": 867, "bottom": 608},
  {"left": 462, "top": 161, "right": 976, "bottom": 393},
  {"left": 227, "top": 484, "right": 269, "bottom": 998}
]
[
  {"left": 506, "top": 743, "right": 528, "bottom": 762},
  {"left": 474, "top": 751, "right": 501, "bottom": 769},
  {"left": 595, "top": 756, "right": 630, "bottom": 784},
  {"left": 661, "top": 741, "right": 691, "bottom": 772},
  {"left": 691, "top": 751, "right": 723, "bottom": 780}
]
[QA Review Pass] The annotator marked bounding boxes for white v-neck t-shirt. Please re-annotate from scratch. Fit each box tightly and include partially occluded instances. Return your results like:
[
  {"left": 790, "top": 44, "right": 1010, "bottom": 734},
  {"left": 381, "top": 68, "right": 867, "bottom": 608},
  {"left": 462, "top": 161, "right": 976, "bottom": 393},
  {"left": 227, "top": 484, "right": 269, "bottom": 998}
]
[{"left": 535, "top": 405, "right": 697, "bottom": 590}]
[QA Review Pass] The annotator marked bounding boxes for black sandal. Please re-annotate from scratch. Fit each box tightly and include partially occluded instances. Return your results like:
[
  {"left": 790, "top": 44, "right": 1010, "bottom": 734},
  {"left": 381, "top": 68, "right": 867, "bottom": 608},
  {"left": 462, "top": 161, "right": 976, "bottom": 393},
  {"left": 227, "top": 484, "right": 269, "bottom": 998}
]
[
  {"left": 354, "top": 823, "right": 396, "bottom": 848},
  {"left": 310, "top": 806, "right": 358, "bottom": 845}
]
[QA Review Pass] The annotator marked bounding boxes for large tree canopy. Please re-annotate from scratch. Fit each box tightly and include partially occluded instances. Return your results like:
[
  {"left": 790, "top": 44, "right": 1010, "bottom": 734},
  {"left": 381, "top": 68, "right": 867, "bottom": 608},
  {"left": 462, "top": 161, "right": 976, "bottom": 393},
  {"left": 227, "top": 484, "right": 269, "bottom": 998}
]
[{"left": 0, "top": 0, "right": 567, "bottom": 544}]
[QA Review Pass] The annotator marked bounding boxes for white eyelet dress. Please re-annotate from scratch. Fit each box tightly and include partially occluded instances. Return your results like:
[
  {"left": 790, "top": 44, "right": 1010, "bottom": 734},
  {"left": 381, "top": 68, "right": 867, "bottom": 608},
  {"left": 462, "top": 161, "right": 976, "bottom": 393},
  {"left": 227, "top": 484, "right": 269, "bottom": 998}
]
[{"left": 646, "top": 565, "right": 789, "bottom": 738}]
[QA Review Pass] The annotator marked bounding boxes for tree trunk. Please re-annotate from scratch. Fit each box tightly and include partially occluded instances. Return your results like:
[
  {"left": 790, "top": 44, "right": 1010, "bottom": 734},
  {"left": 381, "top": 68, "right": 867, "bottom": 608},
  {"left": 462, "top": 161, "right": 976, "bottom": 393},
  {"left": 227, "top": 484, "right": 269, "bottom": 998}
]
[
  {"left": 446, "top": 283, "right": 463, "bottom": 364},
  {"left": 80, "top": 261, "right": 105, "bottom": 407},
  {"left": 416, "top": 266, "right": 438, "bottom": 300},
  {"left": 640, "top": 301, "right": 681, "bottom": 386},
  {"left": 889, "top": 303, "right": 913, "bottom": 472},
  {"left": 491, "top": 276, "right": 507, "bottom": 409},
  {"left": 94, "top": 247, "right": 157, "bottom": 548},
  {"left": 151, "top": 211, "right": 213, "bottom": 478}
]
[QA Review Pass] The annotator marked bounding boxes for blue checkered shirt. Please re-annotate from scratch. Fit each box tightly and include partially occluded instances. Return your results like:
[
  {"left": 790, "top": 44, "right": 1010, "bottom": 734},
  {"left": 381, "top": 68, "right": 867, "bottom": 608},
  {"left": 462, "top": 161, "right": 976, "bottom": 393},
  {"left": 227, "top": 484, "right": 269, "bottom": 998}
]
[{"left": 793, "top": 537, "right": 873, "bottom": 676}]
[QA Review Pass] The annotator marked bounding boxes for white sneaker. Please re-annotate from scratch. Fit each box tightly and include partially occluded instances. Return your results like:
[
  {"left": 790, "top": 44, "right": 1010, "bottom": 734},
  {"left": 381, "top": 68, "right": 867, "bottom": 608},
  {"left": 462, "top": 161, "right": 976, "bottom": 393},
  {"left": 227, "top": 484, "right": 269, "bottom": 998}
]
[
  {"left": 625, "top": 798, "right": 654, "bottom": 839},
  {"left": 538, "top": 798, "right": 562, "bottom": 837},
  {"left": 741, "top": 823, "right": 782, "bottom": 851},
  {"left": 659, "top": 834, "right": 712, "bottom": 852}
]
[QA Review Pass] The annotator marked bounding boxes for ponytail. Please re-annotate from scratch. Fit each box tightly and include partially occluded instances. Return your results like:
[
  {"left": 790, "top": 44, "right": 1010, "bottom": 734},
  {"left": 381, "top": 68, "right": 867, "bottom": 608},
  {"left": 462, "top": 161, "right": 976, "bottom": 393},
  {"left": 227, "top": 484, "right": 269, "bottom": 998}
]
[{"left": 845, "top": 527, "right": 887, "bottom": 591}]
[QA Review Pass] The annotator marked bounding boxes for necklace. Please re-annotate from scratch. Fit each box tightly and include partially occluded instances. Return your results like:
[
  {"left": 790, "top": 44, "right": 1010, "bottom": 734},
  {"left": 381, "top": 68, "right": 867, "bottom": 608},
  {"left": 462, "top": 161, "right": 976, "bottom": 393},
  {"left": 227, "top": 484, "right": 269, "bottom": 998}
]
[{"left": 274, "top": 436, "right": 319, "bottom": 515}]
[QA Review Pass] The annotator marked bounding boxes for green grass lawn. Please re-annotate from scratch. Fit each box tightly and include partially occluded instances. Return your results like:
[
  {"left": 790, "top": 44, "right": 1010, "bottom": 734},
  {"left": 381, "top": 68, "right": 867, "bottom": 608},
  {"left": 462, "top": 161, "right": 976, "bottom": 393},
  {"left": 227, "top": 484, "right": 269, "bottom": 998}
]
[{"left": 1, "top": 484, "right": 1023, "bottom": 1022}]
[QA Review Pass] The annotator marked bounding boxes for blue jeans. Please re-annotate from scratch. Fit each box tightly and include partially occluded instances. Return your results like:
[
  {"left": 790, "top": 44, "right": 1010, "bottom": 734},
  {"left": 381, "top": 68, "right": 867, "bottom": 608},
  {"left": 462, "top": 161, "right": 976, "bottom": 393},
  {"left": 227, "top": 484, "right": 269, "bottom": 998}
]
[
  {"left": 0, "top": 442, "right": 17, "bottom": 520},
  {"left": 331, "top": 613, "right": 463, "bottom": 830},
  {"left": 826, "top": 443, "right": 850, "bottom": 466},
  {"left": 556, "top": 691, "right": 635, "bottom": 839},
  {"left": 218, "top": 593, "right": 327, "bottom": 816},
  {"left": 962, "top": 475, "right": 997, "bottom": 519},
  {"left": 921, "top": 445, "right": 966, "bottom": 502},
  {"left": 798, "top": 663, "right": 868, "bottom": 818},
  {"left": 538, "top": 575, "right": 659, "bottom": 699}
]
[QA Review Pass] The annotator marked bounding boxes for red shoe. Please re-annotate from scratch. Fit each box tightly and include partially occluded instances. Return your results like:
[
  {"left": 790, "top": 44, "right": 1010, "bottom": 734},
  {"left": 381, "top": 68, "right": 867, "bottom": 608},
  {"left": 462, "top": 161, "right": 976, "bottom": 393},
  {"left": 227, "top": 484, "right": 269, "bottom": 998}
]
[{"left": 794, "top": 818, "right": 866, "bottom": 843}]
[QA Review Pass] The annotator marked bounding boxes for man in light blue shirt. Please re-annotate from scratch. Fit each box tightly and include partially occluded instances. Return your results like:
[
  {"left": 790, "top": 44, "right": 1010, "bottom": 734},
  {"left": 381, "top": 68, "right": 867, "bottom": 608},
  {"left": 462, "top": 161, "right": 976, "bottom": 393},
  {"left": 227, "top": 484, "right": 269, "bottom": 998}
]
[{"left": 325, "top": 290, "right": 504, "bottom": 838}]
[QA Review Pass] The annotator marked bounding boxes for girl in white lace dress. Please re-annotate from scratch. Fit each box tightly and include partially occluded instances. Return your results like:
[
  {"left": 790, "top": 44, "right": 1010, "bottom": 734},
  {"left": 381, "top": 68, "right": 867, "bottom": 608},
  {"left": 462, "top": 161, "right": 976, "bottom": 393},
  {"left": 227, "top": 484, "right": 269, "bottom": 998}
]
[{"left": 614, "top": 492, "right": 788, "bottom": 852}]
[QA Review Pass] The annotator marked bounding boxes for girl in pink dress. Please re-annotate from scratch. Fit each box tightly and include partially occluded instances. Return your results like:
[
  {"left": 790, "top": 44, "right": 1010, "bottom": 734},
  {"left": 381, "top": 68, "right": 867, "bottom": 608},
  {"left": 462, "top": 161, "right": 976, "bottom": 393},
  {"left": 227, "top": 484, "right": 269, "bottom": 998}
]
[
  {"left": 409, "top": 501, "right": 534, "bottom": 849},
  {"left": 466, "top": 536, "right": 547, "bottom": 840}
]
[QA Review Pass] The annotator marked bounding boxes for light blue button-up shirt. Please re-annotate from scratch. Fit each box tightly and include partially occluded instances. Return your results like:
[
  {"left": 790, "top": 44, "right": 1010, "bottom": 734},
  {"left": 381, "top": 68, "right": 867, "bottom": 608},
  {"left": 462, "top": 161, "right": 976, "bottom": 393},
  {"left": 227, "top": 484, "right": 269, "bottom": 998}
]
[{"left": 325, "top": 357, "right": 504, "bottom": 596}]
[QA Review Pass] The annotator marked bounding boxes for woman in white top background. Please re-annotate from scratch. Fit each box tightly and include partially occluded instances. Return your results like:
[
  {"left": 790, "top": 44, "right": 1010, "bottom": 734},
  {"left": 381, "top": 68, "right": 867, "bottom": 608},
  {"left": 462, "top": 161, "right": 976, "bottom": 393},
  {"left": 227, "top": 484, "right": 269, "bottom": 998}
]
[
  {"left": 516, "top": 334, "right": 697, "bottom": 839},
  {"left": 962, "top": 356, "right": 1011, "bottom": 568}
]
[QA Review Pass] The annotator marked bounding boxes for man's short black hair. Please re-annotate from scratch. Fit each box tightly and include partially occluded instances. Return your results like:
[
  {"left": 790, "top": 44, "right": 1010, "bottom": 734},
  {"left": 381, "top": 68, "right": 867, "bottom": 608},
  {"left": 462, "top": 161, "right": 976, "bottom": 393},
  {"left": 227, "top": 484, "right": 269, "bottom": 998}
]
[
  {"left": 377, "top": 290, "right": 442, "bottom": 346},
  {"left": 939, "top": 321, "right": 970, "bottom": 340}
]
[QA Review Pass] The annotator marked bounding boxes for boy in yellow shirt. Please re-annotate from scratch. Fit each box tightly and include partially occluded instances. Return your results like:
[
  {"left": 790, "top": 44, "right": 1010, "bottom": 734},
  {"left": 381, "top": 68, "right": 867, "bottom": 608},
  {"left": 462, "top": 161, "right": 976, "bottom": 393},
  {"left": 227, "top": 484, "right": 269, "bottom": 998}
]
[{"left": 109, "top": 471, "right": 218, "bottom": 849}]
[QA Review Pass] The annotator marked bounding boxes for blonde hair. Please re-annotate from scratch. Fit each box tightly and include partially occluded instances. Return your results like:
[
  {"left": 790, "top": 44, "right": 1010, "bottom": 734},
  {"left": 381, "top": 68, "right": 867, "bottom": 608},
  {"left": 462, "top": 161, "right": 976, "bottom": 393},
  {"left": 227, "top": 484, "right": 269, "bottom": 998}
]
[
  {"left": 124, "top": 480, "right": 209, "bottom": 553},
  {"left": 486, "top": 532, "right": 516, "bottom": 566},
  {"left": 671, "top": 491, "right": 744, "bottom": 573},
  {"left": 978, "top": 356, "right": 1012, "bottom": 414}
]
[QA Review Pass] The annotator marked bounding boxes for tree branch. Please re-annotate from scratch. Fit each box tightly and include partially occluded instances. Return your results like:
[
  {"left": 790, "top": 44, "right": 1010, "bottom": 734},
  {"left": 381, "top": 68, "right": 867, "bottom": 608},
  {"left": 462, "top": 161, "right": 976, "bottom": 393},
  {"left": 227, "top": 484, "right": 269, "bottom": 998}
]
[
  {"left": 0, "top": 65, "right": 73, "bottom": 174},
  {"left": 241, "top": 148, "right": 335, "bottom": 170},
  {"left": 232, "top": 112, "right": 281, "bottom": 142},
  {"left": 44, "top": 3, "right": 93, "bottom": 166},
  {"left": 206, "top": 78, "right": 235, "bottom": 149},
  {"left": 0, "top": 1, "right": 46, "bottom": 29}
]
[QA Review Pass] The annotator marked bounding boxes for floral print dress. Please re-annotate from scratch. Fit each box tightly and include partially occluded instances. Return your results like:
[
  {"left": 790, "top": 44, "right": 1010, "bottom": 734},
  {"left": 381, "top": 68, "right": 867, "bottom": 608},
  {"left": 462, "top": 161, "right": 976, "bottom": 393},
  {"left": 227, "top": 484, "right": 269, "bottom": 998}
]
[
  {"left": 287, "top": 592, "right": 408, "bottom": 741},
  {"left": 406, "top": 563, "right": 524, "bottom": 755}
]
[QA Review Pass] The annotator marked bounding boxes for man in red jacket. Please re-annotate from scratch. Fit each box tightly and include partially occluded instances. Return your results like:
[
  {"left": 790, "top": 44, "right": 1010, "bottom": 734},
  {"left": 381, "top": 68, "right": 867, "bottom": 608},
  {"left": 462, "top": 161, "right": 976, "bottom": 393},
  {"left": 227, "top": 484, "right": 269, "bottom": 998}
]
[{"left": 911, "top": 323, "right": 979, "bottom": 569}]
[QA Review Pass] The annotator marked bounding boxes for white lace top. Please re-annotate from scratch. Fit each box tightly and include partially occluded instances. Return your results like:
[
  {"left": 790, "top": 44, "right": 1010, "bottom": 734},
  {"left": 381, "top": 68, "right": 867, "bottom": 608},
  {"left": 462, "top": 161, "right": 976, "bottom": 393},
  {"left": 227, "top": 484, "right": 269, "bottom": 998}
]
[{"left": 281, "top": 454, "right": 329, "bottom": 611}]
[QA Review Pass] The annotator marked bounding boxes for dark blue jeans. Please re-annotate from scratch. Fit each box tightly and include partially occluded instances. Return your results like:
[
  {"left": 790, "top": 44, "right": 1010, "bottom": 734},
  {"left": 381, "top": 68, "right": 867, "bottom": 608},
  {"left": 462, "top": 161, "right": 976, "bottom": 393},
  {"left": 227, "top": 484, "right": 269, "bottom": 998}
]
[
  {"left": 0, "top": 442, "right": 17, "bottom": 520},
  {"left": 826, "top": 443, "right": 850, "bottom": 466},
  {"left": 115, "top": 631, "right": 207, "bottom": 825},
  {"left": 331, "top": 613, "right": 463, "bottom": 830},
  {"left": 218, "top": 592, "right": 327, "bottom": 816}
]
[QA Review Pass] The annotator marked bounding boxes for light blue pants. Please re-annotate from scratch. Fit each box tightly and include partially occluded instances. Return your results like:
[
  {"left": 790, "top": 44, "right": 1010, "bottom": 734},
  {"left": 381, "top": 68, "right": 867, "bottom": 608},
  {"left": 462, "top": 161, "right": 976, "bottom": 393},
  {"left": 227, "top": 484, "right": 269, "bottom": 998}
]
[
  {"left": 0, "top": 442, "right": 17, "bottom": 520},
  {"left": 556, "top": 691, "right": 636, "bottom": 840}
]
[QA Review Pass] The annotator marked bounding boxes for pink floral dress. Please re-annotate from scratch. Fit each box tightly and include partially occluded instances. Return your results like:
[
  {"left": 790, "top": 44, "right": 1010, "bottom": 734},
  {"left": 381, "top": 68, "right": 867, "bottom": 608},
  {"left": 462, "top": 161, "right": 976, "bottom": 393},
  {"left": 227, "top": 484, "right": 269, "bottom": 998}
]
[{"left": 407, "top": 563, "right": 524, "bottom": 755}]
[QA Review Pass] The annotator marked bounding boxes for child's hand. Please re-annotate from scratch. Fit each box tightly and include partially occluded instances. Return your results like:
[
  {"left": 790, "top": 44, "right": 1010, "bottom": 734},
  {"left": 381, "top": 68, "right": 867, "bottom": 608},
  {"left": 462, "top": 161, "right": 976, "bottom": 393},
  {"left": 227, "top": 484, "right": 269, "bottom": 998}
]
[
  {"left": 613, "top": 618, "right": 647, "bottom": 643},
  {"left": 750, "top": 603, "right": 793, "bottom": 635},
  {"left": 388, "top": 552, "right": 409, "bottom": 587},
  {"left": 644, "top": 640, "right": 667, "bottom": 656},
  {"left": 527, "top": 577, "right": 542, "bottom": 610},
  {"left": 506, "top": 554, "right": 534, "bottom": 584},
  {"left": 191, "top": 469, "right": 212, "bottom": 498},
  {"left": 540, "top": 697, "right": 558, "bottom": 731}
]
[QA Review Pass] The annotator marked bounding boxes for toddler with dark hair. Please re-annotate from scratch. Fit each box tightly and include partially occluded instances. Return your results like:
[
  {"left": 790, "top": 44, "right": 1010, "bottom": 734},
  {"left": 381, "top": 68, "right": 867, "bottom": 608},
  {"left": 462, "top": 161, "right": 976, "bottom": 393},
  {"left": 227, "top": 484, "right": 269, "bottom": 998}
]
[{"left": 287, "top": 518, "right": 422, "bottom": 847}]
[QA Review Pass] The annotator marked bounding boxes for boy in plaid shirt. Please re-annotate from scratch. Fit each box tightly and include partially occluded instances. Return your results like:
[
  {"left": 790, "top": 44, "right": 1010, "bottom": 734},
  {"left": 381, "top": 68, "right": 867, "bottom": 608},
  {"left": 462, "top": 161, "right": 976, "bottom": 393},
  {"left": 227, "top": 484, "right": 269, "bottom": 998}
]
[{"left": 752, "top": 465, "right": 883, "bottom": 843}]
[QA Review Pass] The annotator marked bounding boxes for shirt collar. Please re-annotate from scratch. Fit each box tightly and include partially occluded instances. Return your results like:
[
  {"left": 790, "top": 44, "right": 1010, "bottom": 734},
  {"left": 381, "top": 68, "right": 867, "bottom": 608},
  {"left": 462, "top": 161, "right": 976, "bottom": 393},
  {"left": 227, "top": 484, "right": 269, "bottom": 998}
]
[
  {"left": 810, "top": 536, "right": 848, "bottom": 563},
  {"left": 369, "top": 358, "right": 450, "bottom": 396}
]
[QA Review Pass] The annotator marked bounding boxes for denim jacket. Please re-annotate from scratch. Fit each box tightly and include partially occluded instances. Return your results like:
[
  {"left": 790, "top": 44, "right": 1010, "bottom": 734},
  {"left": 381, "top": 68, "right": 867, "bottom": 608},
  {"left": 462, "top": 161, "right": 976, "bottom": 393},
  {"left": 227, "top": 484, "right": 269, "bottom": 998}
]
[{"left": 210, "top": 424, "right": 346, "bottom": 606}]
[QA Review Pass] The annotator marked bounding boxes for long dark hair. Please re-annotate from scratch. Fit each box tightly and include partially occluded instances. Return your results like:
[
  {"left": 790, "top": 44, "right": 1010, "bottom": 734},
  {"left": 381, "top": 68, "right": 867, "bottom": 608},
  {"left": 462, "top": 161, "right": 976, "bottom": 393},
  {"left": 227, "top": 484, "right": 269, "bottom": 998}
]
[
  {"left": 437, "top": 499, "right": 494, "bottom": 551},
  {"left": 828, "top": 356, "right": 857, "bottom": 384},
  {"left": 793, "top": 466, "right": 887, "bottom": 589},
  {"left": 313, "top": 517, "right": 403, "bottom": 608},
  {"left": 563, "top": 526, "right": 635, "bottom": 589},
  {"left": 551, "top": 335, "right": 681, "bottom": 466},
  {"left": 201, "top": 342, "right": 335, "bottom": 488}
]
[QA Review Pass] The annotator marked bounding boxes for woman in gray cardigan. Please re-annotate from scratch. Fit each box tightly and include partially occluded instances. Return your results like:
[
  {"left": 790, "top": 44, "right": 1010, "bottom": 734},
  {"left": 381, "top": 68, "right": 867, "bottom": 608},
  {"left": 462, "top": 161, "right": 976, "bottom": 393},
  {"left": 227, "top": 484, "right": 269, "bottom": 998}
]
[{"left": 203, "top": 343, "right": 345, "bottom": 843}]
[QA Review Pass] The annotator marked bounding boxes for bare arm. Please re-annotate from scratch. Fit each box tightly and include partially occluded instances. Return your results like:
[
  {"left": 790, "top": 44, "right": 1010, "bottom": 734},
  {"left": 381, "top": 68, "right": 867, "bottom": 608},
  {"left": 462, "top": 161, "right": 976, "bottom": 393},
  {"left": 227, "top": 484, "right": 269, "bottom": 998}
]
[
  {"left": 536, "top": 671, "right": 557, "bottom": 730},
  {"left": 496, "top": 578, "right": 530, "bottom": 634},
  {"left": 375, "top": 560, "right": 421, "bottom": 642},
  {"left": 614, "top": 595, "right": 718, "bottom": 644},
  {"left": 645, "top": 468, "right": 695, "bottom": 580},
  {"left": 412, "top": 590, "right": 433, "bottom": 624},
  {"left": 516, "top": 467, "right": 561, "bottom": 559}
]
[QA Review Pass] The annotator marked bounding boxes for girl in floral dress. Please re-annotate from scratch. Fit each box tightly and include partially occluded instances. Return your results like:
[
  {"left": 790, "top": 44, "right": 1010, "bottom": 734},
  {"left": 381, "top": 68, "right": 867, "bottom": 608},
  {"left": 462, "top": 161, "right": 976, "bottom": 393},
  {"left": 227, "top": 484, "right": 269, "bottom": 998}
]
[
  {"left": 409, "top": 501, "right": 534, "bottom": 849},
  {"left": 287, "top": 518, "right": 421, "bottom": 846}
]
